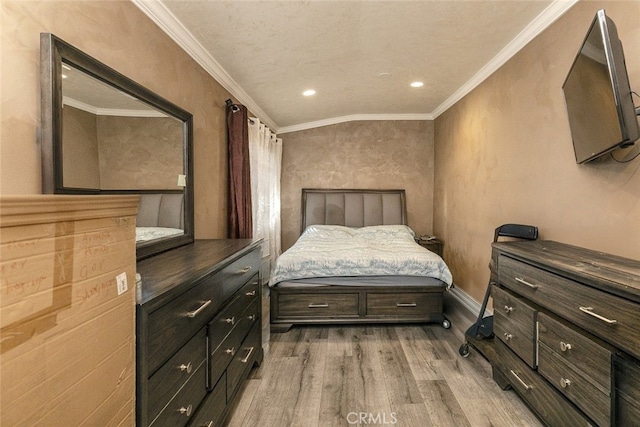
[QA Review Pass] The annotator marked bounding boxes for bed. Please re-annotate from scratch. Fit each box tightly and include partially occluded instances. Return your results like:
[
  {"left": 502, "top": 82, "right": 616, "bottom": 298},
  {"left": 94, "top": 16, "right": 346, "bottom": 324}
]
[
  {"left": 269, "top": 189, "right": 453, "bottom": 331},
  {"left": 136, "top": 193, "right": 184, "bottom": 243}
]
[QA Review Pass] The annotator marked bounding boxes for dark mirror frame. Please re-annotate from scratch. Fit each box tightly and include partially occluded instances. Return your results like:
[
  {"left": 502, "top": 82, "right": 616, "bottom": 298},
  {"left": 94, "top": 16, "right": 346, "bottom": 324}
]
[{"left": 40, "top": 33, "right": 194, "bottom": 260}]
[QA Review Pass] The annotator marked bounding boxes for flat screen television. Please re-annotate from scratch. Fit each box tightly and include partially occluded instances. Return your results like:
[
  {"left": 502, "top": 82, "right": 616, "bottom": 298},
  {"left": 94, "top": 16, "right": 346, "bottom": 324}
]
[{"left": 562, "top": 9, "right": 639, "bottom": 164}]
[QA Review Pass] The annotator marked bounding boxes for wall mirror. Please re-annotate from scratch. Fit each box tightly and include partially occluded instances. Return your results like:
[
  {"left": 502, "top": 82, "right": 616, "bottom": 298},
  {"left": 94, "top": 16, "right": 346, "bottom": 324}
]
[{"left": 40, "top": 33, "right": 194, "bottom": 260}]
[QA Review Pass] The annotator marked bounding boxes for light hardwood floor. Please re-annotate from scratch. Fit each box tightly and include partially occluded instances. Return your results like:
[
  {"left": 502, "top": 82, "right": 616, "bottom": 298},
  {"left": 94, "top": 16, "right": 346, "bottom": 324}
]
[{"left": 227, "top": 298, "right": 542, "bottom": 427}]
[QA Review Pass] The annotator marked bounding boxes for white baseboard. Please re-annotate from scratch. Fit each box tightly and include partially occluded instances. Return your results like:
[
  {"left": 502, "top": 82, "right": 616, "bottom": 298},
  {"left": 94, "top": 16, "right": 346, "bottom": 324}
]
[{"left": 448, "top": 284, "right": 492, "bottom": 318}]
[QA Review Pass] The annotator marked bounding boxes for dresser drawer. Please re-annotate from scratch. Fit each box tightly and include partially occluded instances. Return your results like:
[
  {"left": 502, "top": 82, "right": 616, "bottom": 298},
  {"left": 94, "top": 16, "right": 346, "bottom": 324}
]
[
  {"left": 148, "top": 328, "right": 207, "bottom": 423},
  {"left": 538, "top": 312, "right": 611, "bottom": 391},
  {"left": 227, "top": 320, "right": 261, "bottom": 398},
  {"left": 615, "top": 354, "right": 640, "bottom": 426},
  {"left": 366, "top": 291, "right": 441, "bottom": 317},
  {"left": 498, "top": 255, "right": 640, "bottom": 357},
  {"left": 190, "top": 374, "right": 227, "bottom": 427},
  {"left": 494, "top": 312, "right": 536, "bottom": 368},
  {"left": 218, "top": 248, "right": 261, "bottom": 299},
  {"left": 278, "top": 293, "right": 359, "bottom": 317},
  {"left": 208, "top": 277, "right": 259, "bottom": 353},
  {"left": 538, "top": 343, "right": 610, "bottom": 426},
  {"left": 492, "top": 285, "right": 536, "bottom": 333},
  {"left": 147, "top": 275, "right": 223, "bottom": 374},
  {"left": 209, "top": 298, "right": 259, "bottom": 388},
  {"left": 149, "top": 358, "right": 207, "bottom": 427},
  {"left": 493, "top": 339, "right": 593, "bottom": 426}
]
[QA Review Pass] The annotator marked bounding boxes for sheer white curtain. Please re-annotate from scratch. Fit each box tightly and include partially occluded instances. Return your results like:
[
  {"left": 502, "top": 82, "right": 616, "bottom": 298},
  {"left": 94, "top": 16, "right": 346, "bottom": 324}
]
[{"left": 248, "top": 118, "right": 282, "bottom": 277}]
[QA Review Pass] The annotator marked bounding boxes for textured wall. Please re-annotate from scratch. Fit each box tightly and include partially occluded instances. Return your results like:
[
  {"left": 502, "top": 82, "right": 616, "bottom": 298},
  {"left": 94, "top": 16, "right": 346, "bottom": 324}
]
[
  {"left": 281, "top": 120, "right": 435, "bottom": 250},
  {"left": 62, "top": 106, "right": 101, "bottom": 188},
  {"left": 97, "top": 116, "right": 183, "bottom": 190},
  {"left": 1, "top": 0, "right": 232, "bottom": 238},
  {"left": 434, "top": 1, "right": 640, "bottom": 303}
]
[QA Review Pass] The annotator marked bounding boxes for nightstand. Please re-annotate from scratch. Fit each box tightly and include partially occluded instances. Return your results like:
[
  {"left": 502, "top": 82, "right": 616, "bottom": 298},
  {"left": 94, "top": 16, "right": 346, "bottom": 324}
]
[{"left": 415, "top": 237, "right": 443, "bottom": 257}]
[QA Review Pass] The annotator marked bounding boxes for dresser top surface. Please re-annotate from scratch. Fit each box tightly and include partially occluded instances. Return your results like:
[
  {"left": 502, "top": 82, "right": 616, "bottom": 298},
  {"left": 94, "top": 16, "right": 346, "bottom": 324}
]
[
  {"left": 136, "top": 239, "right": 261, "bottom": 306},
  {"left": 493, "top": 240, "right": 640, "bottom": 303}
]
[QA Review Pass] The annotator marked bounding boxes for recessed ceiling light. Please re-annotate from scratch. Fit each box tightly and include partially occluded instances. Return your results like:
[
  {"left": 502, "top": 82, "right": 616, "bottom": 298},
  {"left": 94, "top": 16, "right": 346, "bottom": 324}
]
[
  {"left": 410, "top": 81, "right": 424, "bottom": 88},
  {"left": 302, "top": 89, "right": 316, "bottom": 96}
]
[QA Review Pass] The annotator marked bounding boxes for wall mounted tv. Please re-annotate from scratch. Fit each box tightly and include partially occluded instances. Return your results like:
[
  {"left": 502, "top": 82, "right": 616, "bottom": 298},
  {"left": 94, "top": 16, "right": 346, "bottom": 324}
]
[{"left": 562, "top": 9, "right": 639, "bottom": 164}]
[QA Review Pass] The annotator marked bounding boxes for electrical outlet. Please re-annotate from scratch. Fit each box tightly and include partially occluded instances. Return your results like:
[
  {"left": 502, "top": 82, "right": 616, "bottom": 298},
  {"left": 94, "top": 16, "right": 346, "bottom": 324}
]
[{"left": 116, "top": 272, "right": 128, "bottom": 295}]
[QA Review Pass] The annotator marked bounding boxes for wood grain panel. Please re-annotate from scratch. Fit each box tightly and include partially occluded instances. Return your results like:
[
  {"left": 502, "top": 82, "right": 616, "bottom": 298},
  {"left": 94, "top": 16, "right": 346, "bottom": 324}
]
[
  {"left": 366, "top": 292, "right": 441, "bottom": 317},
  {"left": 537, "top": 342, "right": 610, "bottom": 426},
  {"left": 537, "top": 312, "right": 611, "bottom": 391},
  {"left": 494, "top": 311, "right": 536, "bottom": 368},
  {"left": 498, "top": 254, "right": 640, "bottom": 357},
  {"left": 148, "top": 328, "right": 206, "bottom": 422},
  {"left": 491, "top": 339, "right": 592, "bottom": 426},
  {"left": 615, "top": 354, "right": 640, "bottom": 426},
  {"left": 278, "top": 293, "right": 359, "bottom": 317}
]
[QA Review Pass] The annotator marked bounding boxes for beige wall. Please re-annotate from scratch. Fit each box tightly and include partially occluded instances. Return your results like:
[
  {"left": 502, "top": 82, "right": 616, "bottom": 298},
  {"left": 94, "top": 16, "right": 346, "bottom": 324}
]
[
  {"left": 97, "top": 115, "right": 183, "bottom": 190},
  {"left": 434, "top": 1, "right": 640, "bottom": 304},
  {"left": 62, "top": 106, "right": 101, "bottom": 188},
  {"left": 281, "top": 120, "right": 435, "bottom": 250},
  {"left": 1, "top": 0, "right": 231, "bottom": 238}
]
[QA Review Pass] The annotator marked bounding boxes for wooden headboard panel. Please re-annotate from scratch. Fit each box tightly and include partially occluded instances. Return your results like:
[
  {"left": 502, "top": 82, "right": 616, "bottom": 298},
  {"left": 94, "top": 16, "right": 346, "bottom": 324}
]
[{"left": 301, "top": 189, "right": 407, "bottom": 233}]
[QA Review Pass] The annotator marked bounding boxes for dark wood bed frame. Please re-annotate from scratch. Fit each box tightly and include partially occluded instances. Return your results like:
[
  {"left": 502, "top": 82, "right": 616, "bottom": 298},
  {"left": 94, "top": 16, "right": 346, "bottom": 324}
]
[{"left": 270, "top": 189, "right": 450, "bottom": 332}]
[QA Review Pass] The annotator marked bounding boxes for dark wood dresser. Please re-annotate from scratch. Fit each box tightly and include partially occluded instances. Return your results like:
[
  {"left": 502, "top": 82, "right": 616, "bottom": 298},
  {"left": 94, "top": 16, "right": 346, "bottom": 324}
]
[
  {"left": 487, "top": 240, "right": 640, "bottom": 426},
  {"left": 136, "top": 239, "right": 262, "bottom": 426}
]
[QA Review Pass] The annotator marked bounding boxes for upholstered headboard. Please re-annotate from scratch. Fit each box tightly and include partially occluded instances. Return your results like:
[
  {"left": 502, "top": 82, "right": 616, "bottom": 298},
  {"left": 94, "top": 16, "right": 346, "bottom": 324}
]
[
  {"left": 137, "top": 193, "right": 184, "bottom": 229},
  {"left": 301, "top": 189, "right": 406, "bottom": 233}
]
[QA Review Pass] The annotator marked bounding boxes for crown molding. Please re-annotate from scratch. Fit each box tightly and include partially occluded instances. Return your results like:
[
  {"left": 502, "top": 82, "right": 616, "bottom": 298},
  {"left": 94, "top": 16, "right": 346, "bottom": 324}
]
[
  {"left": 133, "top": 0, "right": 578, "bottom": 133},
  {"left": 277, "top": 114, "right": 433, "bottom": 134},
  {"left": 131, "top": 0, "right": 278, "bottom": 130},
  {"left": 63, "top": 96, "right": 167, "bottom": 117},
  {"left": 431, "top": 0, "right": 579, "bottom": 118}
]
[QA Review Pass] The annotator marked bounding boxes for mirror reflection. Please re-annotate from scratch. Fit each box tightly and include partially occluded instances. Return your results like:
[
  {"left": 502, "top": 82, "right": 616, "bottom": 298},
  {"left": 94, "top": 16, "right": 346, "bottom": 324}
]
[{"left": 61, "top": 63, "right": 185, "bottom": 191}]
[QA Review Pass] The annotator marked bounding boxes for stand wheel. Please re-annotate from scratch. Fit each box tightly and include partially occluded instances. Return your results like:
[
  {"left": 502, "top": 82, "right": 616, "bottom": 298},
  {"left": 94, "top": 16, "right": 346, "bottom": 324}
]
[
  {"left": 459, "top": 342, "right": 470, "bottom": 358},
  {"left": 442, "top": 319, "right": 451, "bottom": 329}
]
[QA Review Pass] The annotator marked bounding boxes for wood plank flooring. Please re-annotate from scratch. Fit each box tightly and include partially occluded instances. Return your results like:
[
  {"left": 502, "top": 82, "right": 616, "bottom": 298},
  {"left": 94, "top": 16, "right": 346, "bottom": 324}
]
[{"left": 227, "top": 305, "right": 542, "bottom": 427}]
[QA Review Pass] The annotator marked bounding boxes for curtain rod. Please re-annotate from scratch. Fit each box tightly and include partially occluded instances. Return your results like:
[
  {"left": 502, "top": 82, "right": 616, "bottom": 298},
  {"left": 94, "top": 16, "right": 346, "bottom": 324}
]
[{"left": 225, "top": 99, "right": 258, "bottom": 125}]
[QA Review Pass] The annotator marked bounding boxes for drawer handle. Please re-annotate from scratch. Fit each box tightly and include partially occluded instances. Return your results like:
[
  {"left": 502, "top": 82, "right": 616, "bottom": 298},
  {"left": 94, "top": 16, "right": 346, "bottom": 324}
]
[
  {"left": 226, "top": 347, "right": 235, "bottom": 355},
  {"left": 559, "top": 341, "right": 572, "bottom": 352},
  {"left": 225, "top": 316, "right": 235, "bottom": 325},
  {"left": 308, "top": 303, "right": 329, "bottom": 308},
  {"left": 560, "top": 377, "right": 572, "bottom": 388},
  {"left": 503, "top": 333, "right": 513, "bottom": 341},
  {"left": 509, "top": 370, "right": 532, "bottom": 391},
  {"left": 396, "top": 303, "right": 417, "bottom": 307},
  {"left": 178, "top": 404, "right": 193, "bottom": 417},
  {"left": 241, "top": 346, "right": 255, "bottom": 363},
  {"left": 248, "top": 314, "right": 257, "bottom": 321},
  {"left": 205, "top": 422, "right": 214, "bottom": 427},
  {"left": 179, "top": 362, "right": 193, "bottom": 374},
  {"left": 238, "top": 266, "right": 252, "bottom": 274},
  {"left": 578, "top": 306, "right": 617, "bottom": 325},
  {"left": 245, "top": 290, "right": 257, "bottom": 297},
  {"left": 186, "top": 300, "right": 211, "bottom": 318},
  {"left": 515, "top": 277, "right": 539, "bottom": 289},
  {"left": 504, "top": 305, "right": 514, "bottom": 313}
]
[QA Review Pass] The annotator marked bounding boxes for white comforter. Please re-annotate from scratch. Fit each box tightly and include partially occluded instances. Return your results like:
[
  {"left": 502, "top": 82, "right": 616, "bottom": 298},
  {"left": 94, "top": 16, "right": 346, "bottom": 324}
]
[
  {"left": 270, "top": 225, "right": 453, "bottom": 287},
  {"left": 136, "top": 227, "right": 184, "bottom": 243}
]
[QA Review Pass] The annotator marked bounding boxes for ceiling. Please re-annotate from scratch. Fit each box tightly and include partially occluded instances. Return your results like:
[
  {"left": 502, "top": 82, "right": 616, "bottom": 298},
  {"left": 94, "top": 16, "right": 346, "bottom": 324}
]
[{"left": 133, "top": 0, "right": 578, "bottom": 133}]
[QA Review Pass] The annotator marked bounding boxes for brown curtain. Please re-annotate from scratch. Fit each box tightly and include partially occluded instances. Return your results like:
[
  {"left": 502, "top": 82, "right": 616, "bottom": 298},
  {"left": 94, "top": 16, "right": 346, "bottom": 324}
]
[{"left": 226, "top": 100, "right": 252, "bottom": 238}]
